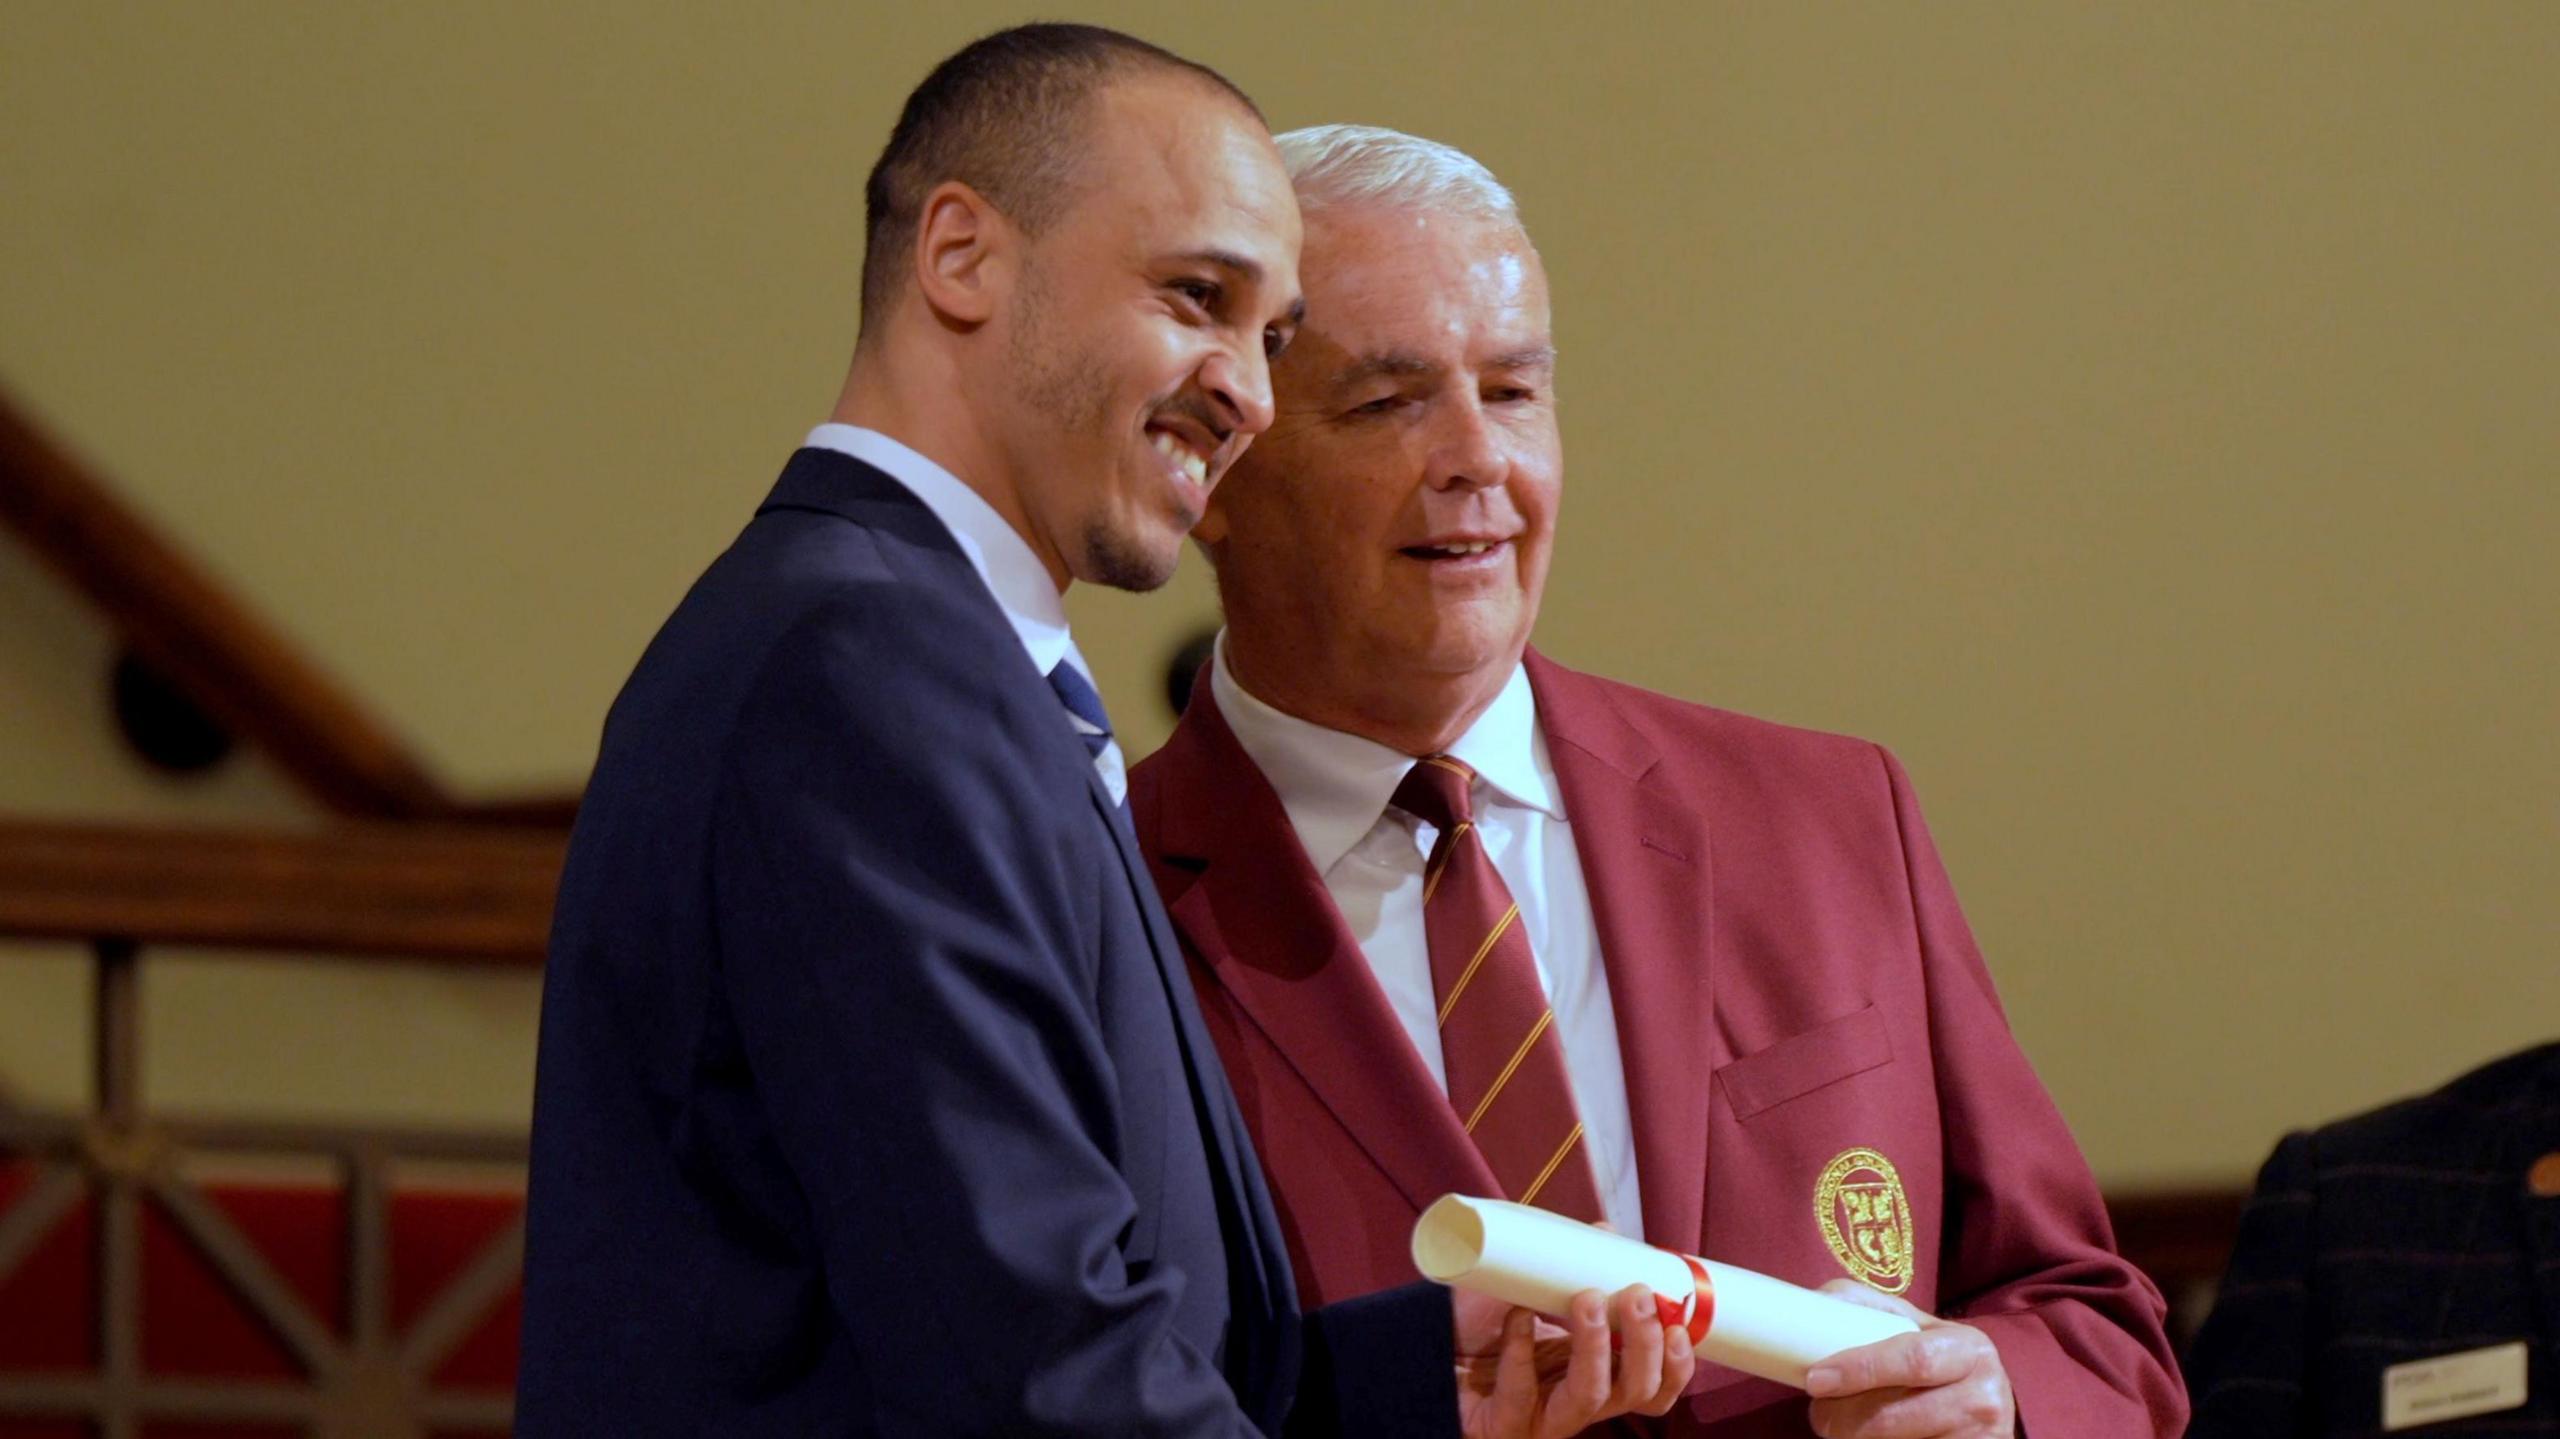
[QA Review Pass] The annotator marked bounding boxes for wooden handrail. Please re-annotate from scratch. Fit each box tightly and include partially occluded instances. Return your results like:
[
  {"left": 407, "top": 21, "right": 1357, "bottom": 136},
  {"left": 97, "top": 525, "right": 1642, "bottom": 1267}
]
[
  {"left": 0, "top": 384, "right": 575, "bottom": 824},
  {"left": 0, "top": 808, "right": 2256, "bottom": 1362},
  {"left": 0, "top": 818, "right": 562, "bottom": 963}
]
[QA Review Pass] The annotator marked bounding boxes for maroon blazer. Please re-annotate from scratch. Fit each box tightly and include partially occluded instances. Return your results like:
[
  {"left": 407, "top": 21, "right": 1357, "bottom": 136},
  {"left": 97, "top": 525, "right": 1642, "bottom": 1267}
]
[{"left": 1128, "top": 650, "right": 2184, "bottom": 1435}]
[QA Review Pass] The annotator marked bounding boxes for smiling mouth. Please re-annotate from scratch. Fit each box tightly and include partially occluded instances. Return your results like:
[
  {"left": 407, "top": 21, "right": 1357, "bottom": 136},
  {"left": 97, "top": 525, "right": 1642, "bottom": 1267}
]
[
  {"left": 1147, "top": 426, "right": 1212, "bottom": 490},
  {"left": 1400, "top": 540, "right": 1508, "bottom": 560}
]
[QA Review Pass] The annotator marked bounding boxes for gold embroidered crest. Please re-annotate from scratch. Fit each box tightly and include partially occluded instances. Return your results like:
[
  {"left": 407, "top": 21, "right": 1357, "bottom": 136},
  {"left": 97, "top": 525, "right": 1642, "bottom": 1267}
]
[{"left": 1815, "top": 1147, "right": 1914, "bottom": 1294}]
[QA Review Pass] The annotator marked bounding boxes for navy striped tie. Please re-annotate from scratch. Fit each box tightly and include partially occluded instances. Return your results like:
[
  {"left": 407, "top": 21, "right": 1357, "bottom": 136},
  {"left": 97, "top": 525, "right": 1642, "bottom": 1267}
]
[
  {"left": 1046, "top": 661, "right": 1127, "bottom": 808},
  {"left": 1045, "top": 661, "right": 1113, "bottom": 763}
]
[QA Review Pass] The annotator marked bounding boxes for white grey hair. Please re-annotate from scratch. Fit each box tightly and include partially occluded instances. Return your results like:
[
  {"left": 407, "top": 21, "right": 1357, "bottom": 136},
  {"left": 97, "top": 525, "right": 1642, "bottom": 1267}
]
[{"left": 1273, "top": 124, "right": 1520, "bottom": 223}]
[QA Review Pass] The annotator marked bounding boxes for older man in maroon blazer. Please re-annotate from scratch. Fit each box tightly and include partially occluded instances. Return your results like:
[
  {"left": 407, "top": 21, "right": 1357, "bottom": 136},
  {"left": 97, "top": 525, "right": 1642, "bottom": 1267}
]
[{"left": 1127, "top": 124, "right": 2184, "bottom": 1438}]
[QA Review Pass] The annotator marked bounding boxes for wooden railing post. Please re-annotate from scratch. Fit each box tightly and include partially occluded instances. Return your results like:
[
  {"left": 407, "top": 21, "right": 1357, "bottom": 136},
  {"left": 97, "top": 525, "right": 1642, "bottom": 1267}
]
[{"left": 90, "top": 935, "right": 143, "bottom": 1439}]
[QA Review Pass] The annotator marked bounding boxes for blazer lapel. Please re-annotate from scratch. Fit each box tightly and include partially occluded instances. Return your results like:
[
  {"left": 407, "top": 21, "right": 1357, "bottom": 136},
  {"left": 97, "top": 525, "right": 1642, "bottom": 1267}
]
[
  {"left": 1153, "top": 688, "right": 1501, "bottom": 1216},
  {"left": 773, "top": 446, "right": 1301, "bottom": 1406},
  {"left": 1086, "top": 771, "right": 1296, "bottom": 1395},
  {"left": 1527, "top": 651, "right": 1717, "bottom": 1256}
]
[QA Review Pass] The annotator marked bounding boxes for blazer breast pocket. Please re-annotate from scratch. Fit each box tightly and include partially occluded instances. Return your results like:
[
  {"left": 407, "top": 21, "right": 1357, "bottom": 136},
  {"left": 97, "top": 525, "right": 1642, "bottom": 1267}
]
[{"left": 1717, "top": 1004, "right": 1894, "bottom": 1121}]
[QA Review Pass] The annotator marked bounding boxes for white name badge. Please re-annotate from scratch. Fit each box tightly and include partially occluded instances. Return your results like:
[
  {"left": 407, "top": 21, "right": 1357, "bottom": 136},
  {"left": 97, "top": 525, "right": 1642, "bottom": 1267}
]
[{"left": 2382, "top": 1341, "right": 2528, "bottom": 1431}]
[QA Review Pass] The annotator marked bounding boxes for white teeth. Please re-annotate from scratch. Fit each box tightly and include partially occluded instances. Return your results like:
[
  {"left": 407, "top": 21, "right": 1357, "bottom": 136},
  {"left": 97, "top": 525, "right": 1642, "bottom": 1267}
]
[
  {"left": 1151, "top": 430, "right": 1210, "bottom": 487},
  {"left": 1434, "top": 542, "right": 1493, "bottom": 556}
]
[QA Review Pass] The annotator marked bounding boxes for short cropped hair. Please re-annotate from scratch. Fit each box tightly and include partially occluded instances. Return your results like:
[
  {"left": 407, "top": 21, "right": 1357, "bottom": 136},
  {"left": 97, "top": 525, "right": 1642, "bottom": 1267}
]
[
  {"left": 1275, "top": 124, "right": 1520, "bottom": 224},
  {"left": 859, "top": 24, "right": 1260, "bottom": 327}
]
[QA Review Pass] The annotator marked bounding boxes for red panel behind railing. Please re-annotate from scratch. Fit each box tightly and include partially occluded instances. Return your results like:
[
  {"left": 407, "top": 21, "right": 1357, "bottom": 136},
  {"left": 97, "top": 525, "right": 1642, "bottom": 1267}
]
[{"left": 0, "top": 1164, "right": 519, "bottom": 1438}]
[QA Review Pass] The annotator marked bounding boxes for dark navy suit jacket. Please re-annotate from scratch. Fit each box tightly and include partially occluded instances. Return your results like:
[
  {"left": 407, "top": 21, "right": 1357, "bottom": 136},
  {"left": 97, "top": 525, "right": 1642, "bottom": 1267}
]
[{"left": 519, "top": 448, "right": 1452, "bottom": 1436}]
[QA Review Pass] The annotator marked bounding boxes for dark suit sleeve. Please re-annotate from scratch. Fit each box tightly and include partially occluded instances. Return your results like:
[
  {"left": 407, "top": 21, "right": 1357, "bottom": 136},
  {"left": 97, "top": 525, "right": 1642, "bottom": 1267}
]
[
  {"left": 1879, "top": 749, "right": 2188, "bottom": 1436},
  {"left": 708, "top": 597, "right": 1264, "bottom": 1437},
  {"left": 2182, "top": 1132, "right": 2318, "bottom": 1438},
  {"left": 1286, "top": 1283, "right": 1459, "bottom": 1439}
]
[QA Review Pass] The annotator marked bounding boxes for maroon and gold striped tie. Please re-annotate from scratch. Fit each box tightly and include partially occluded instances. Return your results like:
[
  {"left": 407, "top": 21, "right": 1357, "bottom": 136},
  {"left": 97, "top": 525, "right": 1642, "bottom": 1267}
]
[{"left": 1393, "top": 755, "right": 1605, "bottom": 1222}]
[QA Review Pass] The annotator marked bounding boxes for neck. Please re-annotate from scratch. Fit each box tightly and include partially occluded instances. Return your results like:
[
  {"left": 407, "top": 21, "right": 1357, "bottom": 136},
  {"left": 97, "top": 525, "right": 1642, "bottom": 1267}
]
[
  {"left": 1225, "top": 631, "right": 1516, "bottom": 757},
  {"left": 833, "top": 336, "right": 1070, "bottom": 591}
]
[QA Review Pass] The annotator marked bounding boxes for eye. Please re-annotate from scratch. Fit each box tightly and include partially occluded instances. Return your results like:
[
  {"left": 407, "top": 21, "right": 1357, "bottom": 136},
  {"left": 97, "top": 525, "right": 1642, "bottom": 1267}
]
[
  {"left": 1346, "top": 394, "right": 1408, "bottom": 418},
  {"left": 1263, "top": 325, "right": 1293, "bottom": 360},
  {"left": 1487, "top": 384, "right": 1539, "bottom": 404},
  {"left": 1169, "top": 278, "right": 1221, "bottom": 313}
]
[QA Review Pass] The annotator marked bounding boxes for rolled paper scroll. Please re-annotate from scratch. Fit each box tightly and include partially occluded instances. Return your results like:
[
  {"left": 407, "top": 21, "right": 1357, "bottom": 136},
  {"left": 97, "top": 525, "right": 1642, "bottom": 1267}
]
[{"left": 1411, "top": 1194, "right": 1919, "bottom": 1389}]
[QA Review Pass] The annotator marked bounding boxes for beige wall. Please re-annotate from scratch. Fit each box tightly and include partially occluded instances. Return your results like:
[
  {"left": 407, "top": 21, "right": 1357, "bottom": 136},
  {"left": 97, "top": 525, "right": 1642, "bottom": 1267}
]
[{"left": 1, "top": 3, "right": 2551, "bottom": 1186}]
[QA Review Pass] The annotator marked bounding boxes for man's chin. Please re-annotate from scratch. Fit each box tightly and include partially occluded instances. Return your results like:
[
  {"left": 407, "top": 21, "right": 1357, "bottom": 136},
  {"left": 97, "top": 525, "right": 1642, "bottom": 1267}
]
[
  {"left": 1075, "top": 521, "right": 1184, "bottom": 594},
  {"left": 1404, "top": 615, "right": 1533, "bottom": 682}
]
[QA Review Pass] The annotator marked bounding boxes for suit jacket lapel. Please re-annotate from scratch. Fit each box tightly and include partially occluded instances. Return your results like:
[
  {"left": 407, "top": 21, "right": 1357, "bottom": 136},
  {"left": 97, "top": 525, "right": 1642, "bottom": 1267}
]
[
  {"left": 776, "top": 444, "right": 1279, "bottom": 1266},
  {"left": 1153, "top": 687, "right": 1501, "bottom": 1215},
  {"left": 1526, "top": 651, "right": 1718, "bottom": 1256},
  {"left": 1085, "top": 768, "right": 1296, "bottom": 1405},
  {"left": 771, "top": 446, "right": 1299, "bottom": 1408}
]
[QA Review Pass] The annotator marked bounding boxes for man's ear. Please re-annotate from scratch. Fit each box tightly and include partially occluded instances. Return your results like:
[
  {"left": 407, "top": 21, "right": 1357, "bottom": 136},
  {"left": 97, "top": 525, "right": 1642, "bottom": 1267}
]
[{"left": 911, "top": 180, "right": 1008, "bottom": 327}]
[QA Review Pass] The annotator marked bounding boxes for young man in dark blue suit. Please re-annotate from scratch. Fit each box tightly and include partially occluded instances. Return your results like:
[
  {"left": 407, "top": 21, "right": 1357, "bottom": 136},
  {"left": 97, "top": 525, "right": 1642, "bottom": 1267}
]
[{"left": 517, "top": 25, "right": 1690, "bottom": 1436}]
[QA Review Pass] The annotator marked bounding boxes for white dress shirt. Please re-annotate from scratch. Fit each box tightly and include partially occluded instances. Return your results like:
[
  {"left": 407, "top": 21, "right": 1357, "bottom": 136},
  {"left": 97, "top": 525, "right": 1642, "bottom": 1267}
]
[
  {"left": 1209, "top": 636, "right": 1645, "bottom": 1238},
  {"left": 803, "top": 424, "right": 1124, "bottom": 803}
]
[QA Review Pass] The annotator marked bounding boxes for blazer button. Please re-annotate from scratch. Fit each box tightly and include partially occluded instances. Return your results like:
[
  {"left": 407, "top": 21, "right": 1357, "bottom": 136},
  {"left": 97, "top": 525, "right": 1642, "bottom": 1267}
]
[{"left": 2530, "top": 1153, "right": 2560, "bottom": 1199}]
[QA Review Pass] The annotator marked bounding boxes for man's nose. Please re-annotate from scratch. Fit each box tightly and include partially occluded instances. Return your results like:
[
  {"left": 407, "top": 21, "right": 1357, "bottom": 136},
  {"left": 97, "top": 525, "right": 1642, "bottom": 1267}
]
[
  {"left": 1199, "top": 341, "right": 1276, "bottom": 438},
  {"left": 1428, "top": 395, "right": 1510, "bottom": 492}
]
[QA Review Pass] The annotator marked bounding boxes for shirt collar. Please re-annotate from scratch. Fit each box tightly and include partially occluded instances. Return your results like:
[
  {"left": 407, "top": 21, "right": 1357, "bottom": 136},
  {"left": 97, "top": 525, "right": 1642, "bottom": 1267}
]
[
  {"left": 1210, "top": 633, "right": 1562, "bottom": 875},
  {"left": 804, "top": 422, "right": 1072, "bottom": 678}
]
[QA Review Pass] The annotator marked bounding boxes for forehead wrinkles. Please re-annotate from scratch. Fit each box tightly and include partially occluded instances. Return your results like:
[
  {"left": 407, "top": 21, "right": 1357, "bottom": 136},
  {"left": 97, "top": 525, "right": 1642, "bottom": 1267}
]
[
  {"left": 1290, "top": 229, "right": 1546, "bottom": 396},
  {"left": 1299, "top": 209, "right": 1547, "bottom": 369}
]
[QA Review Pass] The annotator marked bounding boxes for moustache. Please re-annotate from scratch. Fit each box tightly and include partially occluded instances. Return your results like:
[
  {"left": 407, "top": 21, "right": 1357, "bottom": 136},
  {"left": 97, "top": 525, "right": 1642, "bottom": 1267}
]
[{"left": 1148, "top": 393, "right": 1233, "bottom": 450}]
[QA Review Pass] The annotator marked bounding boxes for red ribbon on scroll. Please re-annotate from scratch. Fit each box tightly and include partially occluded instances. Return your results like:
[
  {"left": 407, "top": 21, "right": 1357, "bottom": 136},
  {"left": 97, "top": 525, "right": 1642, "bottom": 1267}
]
[{"left": 1654, "top": 1253, "right": 1716, "bottom": 1346}]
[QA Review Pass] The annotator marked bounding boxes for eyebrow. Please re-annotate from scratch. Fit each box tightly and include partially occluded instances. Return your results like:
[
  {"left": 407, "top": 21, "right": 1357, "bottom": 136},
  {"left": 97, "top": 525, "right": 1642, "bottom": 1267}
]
[
  {"left": 1329, "top": 352, "right": 1437, "bottom": 391},
  {"left": 1175, "top": 248, "right": 1263, "bottom": 282},
  {"left": 1171, "top": 249, "right": 1306, "bottom": 327},
  {"left": 1329, "top": 343, "right": 1557, "bottom": 392}
]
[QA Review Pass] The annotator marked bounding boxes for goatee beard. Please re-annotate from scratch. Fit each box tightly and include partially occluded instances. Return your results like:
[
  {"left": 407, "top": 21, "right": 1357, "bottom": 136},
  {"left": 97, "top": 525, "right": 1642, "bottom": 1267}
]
[{"left": 1079, "top": 516, "right": 1178, "bottom": 593}]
